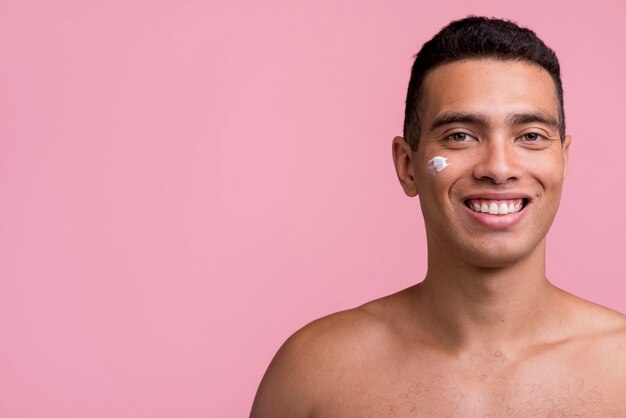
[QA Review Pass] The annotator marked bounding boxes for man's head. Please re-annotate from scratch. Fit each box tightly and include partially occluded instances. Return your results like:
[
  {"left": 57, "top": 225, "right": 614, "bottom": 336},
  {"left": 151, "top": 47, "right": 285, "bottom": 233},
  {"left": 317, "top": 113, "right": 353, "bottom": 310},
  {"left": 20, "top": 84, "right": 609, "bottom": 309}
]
[
  {"left": 403, "top": 16, "right": 565, "bottom": 152},
  {"left": 392, "top": 17, "right": 572, "bottom": 268}
]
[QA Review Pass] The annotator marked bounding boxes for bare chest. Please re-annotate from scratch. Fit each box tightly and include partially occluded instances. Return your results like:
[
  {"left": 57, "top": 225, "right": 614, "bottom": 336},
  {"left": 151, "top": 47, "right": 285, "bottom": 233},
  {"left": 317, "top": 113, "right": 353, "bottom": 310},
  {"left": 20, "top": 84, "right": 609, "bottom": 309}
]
[{"left": 315, "top": 354, "right": 624, "bottom": 417}]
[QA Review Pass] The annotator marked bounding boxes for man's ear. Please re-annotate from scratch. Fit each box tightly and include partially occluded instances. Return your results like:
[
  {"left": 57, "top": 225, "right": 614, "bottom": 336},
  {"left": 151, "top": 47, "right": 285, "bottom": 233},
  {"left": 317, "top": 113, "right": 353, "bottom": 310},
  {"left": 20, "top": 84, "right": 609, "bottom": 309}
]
[
  {"left": 392, "top": 136, "right": 419, "bottom": 197},
  {"left": 562, "top": 134, "right": 572, "bottom": 178}
]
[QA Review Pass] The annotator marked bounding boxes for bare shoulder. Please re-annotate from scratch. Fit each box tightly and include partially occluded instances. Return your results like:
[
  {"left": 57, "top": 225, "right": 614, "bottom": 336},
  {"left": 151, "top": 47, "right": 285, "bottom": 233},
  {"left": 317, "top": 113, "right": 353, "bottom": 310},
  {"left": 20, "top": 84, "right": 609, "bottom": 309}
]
[
  {"left": 250, "top": 290, "right": 411, "bottom": 417},
  {"left": 557, "top": 289, "right": 626, "bottom": 399},
  {"left": 575, "top": 299, "right": 626, "bottom": 371},
  {"left": 558, "top": 287, "right": 626, "bottom": 339}
]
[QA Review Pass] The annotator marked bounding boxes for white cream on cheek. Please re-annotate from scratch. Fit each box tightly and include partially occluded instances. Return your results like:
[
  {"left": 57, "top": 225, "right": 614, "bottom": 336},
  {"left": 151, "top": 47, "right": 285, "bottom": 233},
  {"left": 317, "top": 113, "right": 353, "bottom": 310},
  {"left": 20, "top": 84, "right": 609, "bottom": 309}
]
[{"left": 427, "top": 156, "right": 449, "bottom": 175}]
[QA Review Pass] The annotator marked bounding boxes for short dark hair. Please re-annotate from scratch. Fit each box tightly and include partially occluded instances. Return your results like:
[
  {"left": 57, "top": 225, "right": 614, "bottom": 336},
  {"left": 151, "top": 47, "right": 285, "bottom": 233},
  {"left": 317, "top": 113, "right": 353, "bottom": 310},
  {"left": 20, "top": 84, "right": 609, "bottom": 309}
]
[{"left": 403, "top": 16, "right": 565, "bottom": 151}]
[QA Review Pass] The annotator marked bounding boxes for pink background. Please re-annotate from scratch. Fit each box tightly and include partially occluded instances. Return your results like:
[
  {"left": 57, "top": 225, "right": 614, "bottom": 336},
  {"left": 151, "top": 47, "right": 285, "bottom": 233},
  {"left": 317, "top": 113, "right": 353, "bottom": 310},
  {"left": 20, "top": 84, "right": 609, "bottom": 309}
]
[{"left": 1, "top": 1, "right": 625, "bottom": 417}]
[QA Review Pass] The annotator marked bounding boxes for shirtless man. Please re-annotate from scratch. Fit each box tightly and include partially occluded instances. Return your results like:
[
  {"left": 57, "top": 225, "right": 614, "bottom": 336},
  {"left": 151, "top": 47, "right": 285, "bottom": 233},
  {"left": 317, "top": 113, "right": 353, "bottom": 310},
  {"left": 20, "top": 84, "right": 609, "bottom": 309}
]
[{"left": 250, "top": 16, "right": 626, "bottom": 417}]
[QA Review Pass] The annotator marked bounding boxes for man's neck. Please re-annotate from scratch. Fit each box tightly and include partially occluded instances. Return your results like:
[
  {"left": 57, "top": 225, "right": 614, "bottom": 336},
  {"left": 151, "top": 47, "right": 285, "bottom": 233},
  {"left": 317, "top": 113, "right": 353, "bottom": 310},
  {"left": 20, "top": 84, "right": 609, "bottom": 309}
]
[{"left": 414, "top": 238, "right": 562, "bottom": 356}]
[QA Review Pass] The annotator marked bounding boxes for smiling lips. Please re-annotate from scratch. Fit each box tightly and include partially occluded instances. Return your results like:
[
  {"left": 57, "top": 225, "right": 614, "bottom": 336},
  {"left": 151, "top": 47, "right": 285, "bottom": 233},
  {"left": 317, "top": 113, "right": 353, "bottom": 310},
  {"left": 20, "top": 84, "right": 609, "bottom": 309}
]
[
  {"left": 463, "top": 197, "right": 529, "bottom": 228},
  {"left": 466, "top": 198, "right": 525, "bottom": 215}
]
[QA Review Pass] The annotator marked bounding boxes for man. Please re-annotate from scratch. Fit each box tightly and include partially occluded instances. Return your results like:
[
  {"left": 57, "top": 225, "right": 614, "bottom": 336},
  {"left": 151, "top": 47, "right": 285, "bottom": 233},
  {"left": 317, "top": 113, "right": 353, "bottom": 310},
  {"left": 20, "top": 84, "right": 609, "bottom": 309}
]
[{"left": 251, "top": 16, "right": 626, "bottom": 416}]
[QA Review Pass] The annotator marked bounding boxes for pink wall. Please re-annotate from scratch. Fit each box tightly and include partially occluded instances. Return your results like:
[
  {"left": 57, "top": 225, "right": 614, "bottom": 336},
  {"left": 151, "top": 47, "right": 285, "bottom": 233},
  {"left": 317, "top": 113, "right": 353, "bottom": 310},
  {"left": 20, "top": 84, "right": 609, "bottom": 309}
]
[{"left": 1, "top": 1, "right": 625, "bottom": 416}]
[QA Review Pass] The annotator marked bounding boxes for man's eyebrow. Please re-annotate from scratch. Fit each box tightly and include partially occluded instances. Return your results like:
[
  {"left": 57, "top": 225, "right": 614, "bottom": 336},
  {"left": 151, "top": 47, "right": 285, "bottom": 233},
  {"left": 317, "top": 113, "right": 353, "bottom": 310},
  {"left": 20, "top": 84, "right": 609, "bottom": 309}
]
[
  {"left": 505, "top": 111, "right": 559, "bottom": 130},
  {"left": 429, "top": 112, "right": 489, "bottom": 132},
  {"left": 429, "top": 111, "right": 560, "bottom": 132}
]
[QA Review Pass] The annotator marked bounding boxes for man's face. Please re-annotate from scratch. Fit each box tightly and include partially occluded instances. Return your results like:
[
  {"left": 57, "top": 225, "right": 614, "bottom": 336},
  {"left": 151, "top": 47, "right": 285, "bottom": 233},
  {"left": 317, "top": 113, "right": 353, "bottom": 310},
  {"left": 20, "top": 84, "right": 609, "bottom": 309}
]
[{"left": 393, "top": 59, "right": 571, "bottom": 267}]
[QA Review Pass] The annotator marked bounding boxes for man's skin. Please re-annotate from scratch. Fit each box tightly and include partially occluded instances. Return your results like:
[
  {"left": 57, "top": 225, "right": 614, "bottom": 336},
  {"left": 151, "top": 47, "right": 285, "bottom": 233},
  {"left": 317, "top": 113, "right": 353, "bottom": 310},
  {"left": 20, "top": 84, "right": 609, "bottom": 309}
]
[{"left": 251, "top": 59, "right": 626, "bottom": 417}]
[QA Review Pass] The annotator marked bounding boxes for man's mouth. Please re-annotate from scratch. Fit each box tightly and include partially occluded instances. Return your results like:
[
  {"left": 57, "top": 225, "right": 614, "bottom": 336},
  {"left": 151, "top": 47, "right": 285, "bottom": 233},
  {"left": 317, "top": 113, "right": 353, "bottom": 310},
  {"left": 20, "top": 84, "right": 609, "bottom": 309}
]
[{"left": 464, "top": 198, "right": 529, "bottom": 216}]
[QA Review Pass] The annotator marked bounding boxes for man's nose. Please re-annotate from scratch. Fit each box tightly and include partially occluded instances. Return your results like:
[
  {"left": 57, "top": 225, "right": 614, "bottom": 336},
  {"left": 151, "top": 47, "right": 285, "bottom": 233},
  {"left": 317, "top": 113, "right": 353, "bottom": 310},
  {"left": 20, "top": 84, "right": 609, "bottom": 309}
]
[{"left": 472, "top": 138, "right": 522, "bottom": 184}]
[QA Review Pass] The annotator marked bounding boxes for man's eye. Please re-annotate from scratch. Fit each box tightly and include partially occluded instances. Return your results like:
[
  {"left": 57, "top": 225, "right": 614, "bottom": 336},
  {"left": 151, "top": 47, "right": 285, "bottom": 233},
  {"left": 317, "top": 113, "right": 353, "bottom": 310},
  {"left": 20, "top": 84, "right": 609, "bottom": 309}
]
[
  {"left": 446, "top": 132, "right": 473, "bottom": 142},
  {"left": 519, "top": 132, "right": 545, "bottom": 142}
]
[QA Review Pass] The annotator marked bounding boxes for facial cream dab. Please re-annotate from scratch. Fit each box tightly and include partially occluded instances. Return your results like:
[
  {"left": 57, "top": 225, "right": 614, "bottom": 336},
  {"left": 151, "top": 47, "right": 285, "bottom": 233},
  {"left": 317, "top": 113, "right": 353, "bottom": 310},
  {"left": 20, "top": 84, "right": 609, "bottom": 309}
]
[{"left": 427, "top": 156, "right": 449, "bottom": 174}]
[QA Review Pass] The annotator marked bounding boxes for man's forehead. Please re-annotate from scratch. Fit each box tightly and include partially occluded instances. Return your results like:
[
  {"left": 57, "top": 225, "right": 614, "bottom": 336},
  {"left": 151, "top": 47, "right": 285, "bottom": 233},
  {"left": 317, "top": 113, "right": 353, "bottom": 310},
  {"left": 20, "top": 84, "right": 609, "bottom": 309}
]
[{"left": 420, "top": 58, "right": 560, "bottom": 125}]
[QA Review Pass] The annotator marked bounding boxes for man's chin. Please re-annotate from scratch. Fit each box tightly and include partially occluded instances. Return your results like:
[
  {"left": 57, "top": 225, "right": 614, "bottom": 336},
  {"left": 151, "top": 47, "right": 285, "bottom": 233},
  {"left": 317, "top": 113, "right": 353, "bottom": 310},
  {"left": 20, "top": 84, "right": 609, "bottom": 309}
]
[{"left": 455, "top": 241, "right": 539, "bottom": 269}]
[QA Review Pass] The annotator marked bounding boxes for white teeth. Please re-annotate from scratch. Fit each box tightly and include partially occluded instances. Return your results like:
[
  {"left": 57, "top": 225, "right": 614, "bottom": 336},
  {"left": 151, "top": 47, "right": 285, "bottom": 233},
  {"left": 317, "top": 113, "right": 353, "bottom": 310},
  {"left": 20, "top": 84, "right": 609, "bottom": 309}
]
[{"left": 468, "top": 199, "right": 525, "bottom": 215}]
